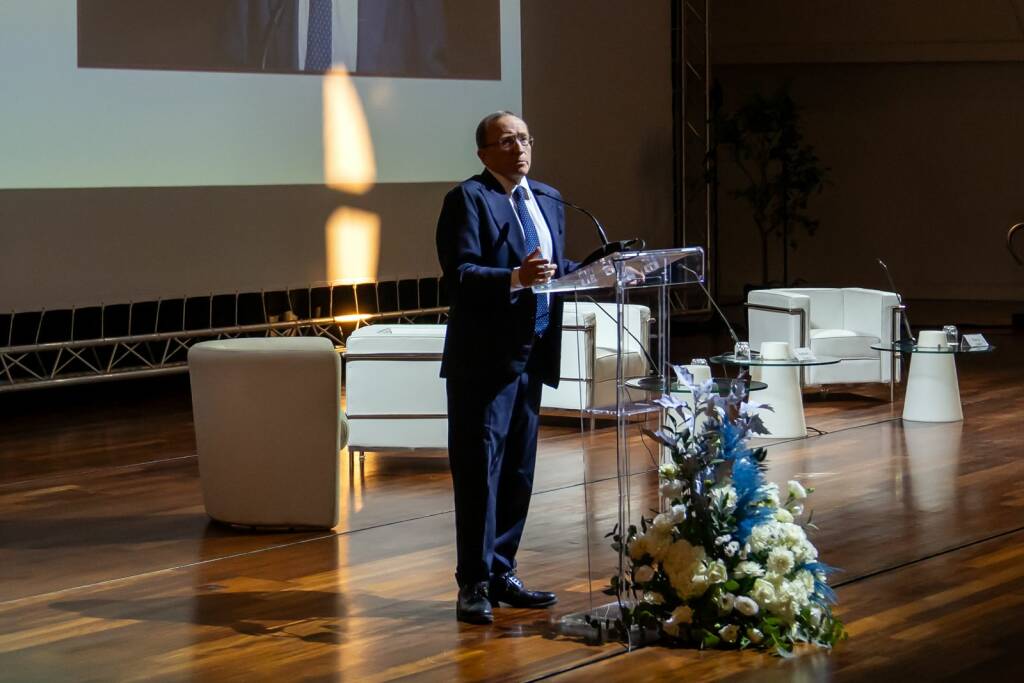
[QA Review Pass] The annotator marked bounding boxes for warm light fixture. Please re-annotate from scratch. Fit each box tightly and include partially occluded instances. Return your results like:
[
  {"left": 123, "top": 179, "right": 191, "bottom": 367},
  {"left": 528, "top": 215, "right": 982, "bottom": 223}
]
[
  {"left": 325, "top": 206, "right": 381, "bottom": 284},
  {"left": 323, "top": 66, "right": 376, "bottom": 194},
  {"left": 333, "top": 312, "right": 373, "bottom": 324}
]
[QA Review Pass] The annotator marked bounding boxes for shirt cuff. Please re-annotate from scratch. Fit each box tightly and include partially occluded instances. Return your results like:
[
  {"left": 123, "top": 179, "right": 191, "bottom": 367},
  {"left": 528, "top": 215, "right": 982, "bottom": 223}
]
[{"left": 510, "top": 267, "right": 525, "bottom": 292}]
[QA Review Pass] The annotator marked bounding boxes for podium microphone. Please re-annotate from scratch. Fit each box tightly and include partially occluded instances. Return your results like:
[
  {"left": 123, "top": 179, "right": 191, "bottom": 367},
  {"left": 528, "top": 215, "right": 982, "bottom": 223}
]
[
  {"left": 877, "top": 258, "right": 914, "bottom": 341},
  {"left": 681, "top": 265, "right": 740, "bottom": 346},
  {"left": 531, "top": 188, "right": 643, "bottom": 266}
]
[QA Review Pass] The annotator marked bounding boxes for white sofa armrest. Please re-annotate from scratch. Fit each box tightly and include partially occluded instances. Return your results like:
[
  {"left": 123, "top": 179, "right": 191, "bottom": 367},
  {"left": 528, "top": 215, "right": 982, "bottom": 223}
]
[
  {"left": 842, "top": 287, "right": 902, "bottom": 382},
  {"left": 746, "top": 290, "right": 810, "bottom": 351},
  {"left": 559, "top": 310, "right": 597, "bottom": 381},
  {"left": 842, "top": 288, "right": 900, "bottom": 340}
]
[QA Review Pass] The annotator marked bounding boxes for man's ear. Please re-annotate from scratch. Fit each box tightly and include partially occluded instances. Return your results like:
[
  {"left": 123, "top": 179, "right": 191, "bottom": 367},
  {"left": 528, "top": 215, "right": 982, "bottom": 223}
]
[{"left": 476, "top": 149, "right": 485, "bottom": 164}]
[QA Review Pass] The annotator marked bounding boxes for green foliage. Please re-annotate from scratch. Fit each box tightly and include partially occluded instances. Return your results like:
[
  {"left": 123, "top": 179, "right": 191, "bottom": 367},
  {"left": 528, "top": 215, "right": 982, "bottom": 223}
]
[{"left": 718, "top": 85, "right": 830, "bottom": 285}]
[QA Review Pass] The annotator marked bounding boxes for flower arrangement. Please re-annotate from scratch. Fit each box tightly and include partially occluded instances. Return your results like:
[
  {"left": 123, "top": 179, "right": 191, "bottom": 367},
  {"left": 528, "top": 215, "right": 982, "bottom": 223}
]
[{"left": 609, "top": 368, "right": 846, "bottom": 654}]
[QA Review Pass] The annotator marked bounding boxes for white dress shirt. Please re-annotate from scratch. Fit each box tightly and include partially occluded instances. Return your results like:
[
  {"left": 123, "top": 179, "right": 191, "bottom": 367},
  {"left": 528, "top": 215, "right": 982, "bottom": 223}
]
[
  {"left": 297, "top": 0, "right": 359, "bottom": 71},
  {"left": 485, "top": 169, "right": 555, "bottom": 293}
]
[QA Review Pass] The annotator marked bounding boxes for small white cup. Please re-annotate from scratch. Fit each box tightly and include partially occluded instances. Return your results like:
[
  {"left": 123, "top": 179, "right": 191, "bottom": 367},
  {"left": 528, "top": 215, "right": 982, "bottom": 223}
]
[{"left": 760, "top": 341, "right": 791, "bottom": 361}]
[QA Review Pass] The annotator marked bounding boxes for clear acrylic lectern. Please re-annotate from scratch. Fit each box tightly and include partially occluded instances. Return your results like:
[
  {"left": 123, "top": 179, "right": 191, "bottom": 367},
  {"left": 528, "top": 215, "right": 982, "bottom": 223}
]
[{"left": 533, "top": 247, "right": 705, "bottom": 646}]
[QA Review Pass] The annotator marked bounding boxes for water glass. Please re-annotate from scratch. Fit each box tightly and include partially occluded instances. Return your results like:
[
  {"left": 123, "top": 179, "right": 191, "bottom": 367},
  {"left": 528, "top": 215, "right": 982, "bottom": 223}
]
[
  {"left": 942, "top": 325, "right": 958, "bottom": 348},
  {"left": 734, "top": 341, "right": 751, "bottom": 360}
]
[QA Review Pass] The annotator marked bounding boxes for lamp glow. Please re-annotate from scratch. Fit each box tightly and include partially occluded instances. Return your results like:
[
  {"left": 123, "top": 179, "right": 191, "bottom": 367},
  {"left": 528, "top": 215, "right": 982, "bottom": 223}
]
[
  {"left": 326, "top": 207, "right": 381, "bottom": 285},
  {"left": 333, "top": 313, "right": 373, "bottom": 324},
  {"left": 323, "top": 66, "right": 376, "bottom": 194}
]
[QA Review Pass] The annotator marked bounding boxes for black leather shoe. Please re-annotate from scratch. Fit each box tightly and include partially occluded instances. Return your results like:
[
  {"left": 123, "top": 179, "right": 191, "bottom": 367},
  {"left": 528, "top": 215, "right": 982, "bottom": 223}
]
[
  {"left": 456, "top": 581, "right": 493, "bottom": 624},
  {"left": 489, "top": 571, "right": 558, "bottom": 608}
]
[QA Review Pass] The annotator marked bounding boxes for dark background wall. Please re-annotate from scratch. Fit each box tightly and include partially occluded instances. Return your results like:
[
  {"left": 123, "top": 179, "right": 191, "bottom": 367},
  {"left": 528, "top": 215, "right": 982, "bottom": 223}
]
[{"left": 713, "top": 0, "right": 1024, "bottom": 303}]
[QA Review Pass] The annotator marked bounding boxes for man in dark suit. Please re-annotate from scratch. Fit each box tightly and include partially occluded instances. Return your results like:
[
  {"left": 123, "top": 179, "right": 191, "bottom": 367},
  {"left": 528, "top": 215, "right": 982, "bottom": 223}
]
[{"left": 436, "top": 111, "right": 580, "bottom": 624}]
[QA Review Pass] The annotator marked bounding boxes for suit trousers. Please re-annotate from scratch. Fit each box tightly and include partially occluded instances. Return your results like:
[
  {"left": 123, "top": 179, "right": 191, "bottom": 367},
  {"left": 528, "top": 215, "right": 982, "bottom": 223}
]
[{"left": 446, "top": 364, "right": 544, "bottom": 588}]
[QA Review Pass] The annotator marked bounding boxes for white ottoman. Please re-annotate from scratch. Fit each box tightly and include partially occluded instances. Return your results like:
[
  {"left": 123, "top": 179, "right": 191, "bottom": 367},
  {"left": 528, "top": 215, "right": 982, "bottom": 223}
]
[
  {"left": 344, "top": 324, "right": 448, "bottom": 455},
  {"left": 188, "top": 336, "right": 346, "bottom": 529}
]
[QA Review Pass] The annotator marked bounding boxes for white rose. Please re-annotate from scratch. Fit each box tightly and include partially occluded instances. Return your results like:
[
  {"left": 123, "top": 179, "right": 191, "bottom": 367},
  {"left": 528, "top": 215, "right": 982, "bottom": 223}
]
[
  {"left": 628, "top": 533, "right": 647, "bottom": 561},
  {"left": 788, "top": 480, "right": 808, "bottom": 500},
  {"left": 717, "top": 592, "right": 736, "bottom": 613},
  {"left": 760, "top": 483, "right": 781, "bottom": 507},
  {"left": 767, "top": 548, "right": 795, "bottom": 576},
  {"left": 747, "top": 627, "right": 764, "bottom": 644},
  {"left": 750, "top": 578, "right": 776, "bottom": 607},
  {"left": 714, "top": 534, "right": 732, "bottom": 546},
  {"left": 653, "top": 507, "right": 684, "bottom": 533},
  {"left": 781, "top": 523, "right": 806, "bottom": 546},
  {"left": 787, "top": 503, "right": 804, "bottom": 517},
  {"left": 792, "top": 538, "right": 818, "bottom": 565},
  {"left": 663, "top": 540, "right": 709, "bottom": 598},
  {"left": 645, "top": 529, "right": 674, "bottom": 561},
  {"left": 774, "top": 508, "right": 794, "bottom": 524},
  {"left": 663, "top": 539, "right": 705, "bottom": 576},
  {"left": 718, "top": 623, "right": 740, "bottom": 643},
  {"left": 707, "top": 559, "right": 728, "bottom": 584},
  {"left": 659, "top": 463, "right": 679, "bottom": 479},
  {"left": 734, "top": 560, "right": 765, "bottom": 579},
  {"left": 660, "top": 478, "right": 684, "bottom": 499},
  {"left": 643, "top": 591, "right": 665, "bottom": 605},
  {"left": 724, "top": 541, "right": 739, "bottom": 557},
  {"left": 634, "top": 565, "right": 655, "bottom": 583},
  {"left": 734, "top": 595, "right": 759, "bottom": 616},
  {"left": 809, "top": 605, "right": 823, "bottom": 627},
  {"left": 688, "top": 573, "right": 711, "bottom": 597},
  {"left": 785, "top": 577, "right": 811, "bottom": 604},
  {"left": 749, "top": 522, "right": 780, "bottom": 553},
  {"left": 669, "top": 604, "right": 693, "bottom": 624}
]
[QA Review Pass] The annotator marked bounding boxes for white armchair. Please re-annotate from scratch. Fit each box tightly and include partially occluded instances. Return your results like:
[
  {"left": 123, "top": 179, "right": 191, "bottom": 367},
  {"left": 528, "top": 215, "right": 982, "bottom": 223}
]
[
  {"left": 541, "top": 301, "right": 651, "bottom": 412},
  {"left": 747, "top": 288, "right": 902, "bottom": 389}
]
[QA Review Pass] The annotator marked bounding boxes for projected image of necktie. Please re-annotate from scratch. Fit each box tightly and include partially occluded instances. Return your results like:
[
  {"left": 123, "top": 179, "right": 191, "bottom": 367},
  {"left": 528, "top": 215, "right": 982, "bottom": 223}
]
[
  {"left": 306, "top": 0, "right": 333, "bottom": 71},
  {"left": 513, "top": 187, "right": 549, "bottom": 335}
]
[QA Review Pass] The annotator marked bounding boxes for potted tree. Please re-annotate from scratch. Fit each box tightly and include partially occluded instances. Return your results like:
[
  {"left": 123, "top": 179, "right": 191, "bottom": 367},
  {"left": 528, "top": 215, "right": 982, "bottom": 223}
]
[{"left": 717, "top": 85, "right": 830, "bottom": 287}]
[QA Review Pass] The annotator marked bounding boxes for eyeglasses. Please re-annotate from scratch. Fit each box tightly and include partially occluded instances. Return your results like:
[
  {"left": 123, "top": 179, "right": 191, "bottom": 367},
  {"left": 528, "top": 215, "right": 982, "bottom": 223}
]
[{"left": 481, "top": 134, "right": 534, "bottom": 151}]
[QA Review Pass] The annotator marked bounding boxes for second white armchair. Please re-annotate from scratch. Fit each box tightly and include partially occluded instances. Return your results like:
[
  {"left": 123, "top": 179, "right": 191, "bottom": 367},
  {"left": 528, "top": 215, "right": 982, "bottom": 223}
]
[{"left": 747, "top": 287, "right": 902, "bottom": 389}]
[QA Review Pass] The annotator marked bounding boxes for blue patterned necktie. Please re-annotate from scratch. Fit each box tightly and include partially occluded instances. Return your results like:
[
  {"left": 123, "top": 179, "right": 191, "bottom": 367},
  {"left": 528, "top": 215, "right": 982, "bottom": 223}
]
[
  {"left": 513, "top": 186, "right": 550, "bottom": 335},
  {"left": 305, "top": 0, "right": 333, "bottom": 71}
]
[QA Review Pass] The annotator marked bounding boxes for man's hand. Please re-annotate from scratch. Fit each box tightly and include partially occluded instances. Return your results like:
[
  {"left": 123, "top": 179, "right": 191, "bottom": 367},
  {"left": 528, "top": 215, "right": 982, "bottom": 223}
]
[{"left": 517, "top": 247, "right": 557, "bottom": 287}]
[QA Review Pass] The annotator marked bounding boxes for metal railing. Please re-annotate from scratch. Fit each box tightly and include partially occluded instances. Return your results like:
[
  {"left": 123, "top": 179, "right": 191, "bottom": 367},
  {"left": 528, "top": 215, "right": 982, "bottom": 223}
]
[{"left": 0, "top": 279, "right": 448, "bottom": 392}]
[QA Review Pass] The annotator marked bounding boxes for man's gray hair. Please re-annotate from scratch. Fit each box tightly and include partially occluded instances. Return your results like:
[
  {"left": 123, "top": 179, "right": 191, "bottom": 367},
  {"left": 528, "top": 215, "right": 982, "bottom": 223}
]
[{"left": 475, "top": 110, "right": 522, "bottom": 149}]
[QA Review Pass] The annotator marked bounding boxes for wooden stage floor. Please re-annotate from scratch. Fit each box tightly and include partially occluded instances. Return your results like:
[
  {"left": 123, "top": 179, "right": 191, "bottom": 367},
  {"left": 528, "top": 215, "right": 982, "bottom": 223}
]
[{"left": 1, "top": 329, "right": 1022, "bottom": 681}]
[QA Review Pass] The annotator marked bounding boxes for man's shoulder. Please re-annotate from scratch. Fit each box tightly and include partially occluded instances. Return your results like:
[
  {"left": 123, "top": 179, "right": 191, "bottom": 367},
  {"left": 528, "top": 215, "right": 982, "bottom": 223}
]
[
  {"left": 527, "top": 178, "right": 560, "bottom": 199},
  {"left": 445, "top": 172, "right": 495, "bottom": 199}
]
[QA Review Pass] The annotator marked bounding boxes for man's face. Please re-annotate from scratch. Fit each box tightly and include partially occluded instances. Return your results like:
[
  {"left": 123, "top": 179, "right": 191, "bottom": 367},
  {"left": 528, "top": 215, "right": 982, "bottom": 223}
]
[{"left": 477, "top": 115, "right": 532, "bottom": 182}]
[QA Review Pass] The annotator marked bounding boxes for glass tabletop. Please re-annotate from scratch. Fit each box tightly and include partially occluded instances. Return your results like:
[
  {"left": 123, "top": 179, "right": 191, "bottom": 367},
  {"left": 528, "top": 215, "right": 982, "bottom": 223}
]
[
  {"left": 709, "top": 353, "right": 841, "bottom": 367},
  {"left": 872, "top": 340, "right": 997, "bottom": 354},
  {"left": 625, "top": 376, "right": 767, "bottom": 395}
]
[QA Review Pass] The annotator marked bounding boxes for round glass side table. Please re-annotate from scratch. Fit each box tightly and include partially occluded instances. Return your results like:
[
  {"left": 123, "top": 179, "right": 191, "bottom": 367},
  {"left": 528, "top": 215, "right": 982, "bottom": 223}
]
[
  {"left": 709, "top": 353, "right": 841, "bottom": 438},
  {"left": 624, "top": 376, "right": 768, "bottom": 396},
  {"left": 872, "top": 339, "right": 995, "bottom": 422}
]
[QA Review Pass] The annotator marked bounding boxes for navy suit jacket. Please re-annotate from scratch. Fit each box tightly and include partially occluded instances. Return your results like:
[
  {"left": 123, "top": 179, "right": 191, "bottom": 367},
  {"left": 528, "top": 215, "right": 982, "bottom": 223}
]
[{"left": 436, "top": 170, "right": 580, "bottom": 388}]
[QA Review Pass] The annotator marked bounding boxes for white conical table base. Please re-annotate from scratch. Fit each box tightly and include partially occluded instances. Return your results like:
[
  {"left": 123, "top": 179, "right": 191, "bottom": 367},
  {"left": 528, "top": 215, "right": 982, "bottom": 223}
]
[
  {"left": 902, "top": 330, "right": 963, "bottom": 422},
  {"left": 751, "top": 342, "right": 806, "bottom": 438}
]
